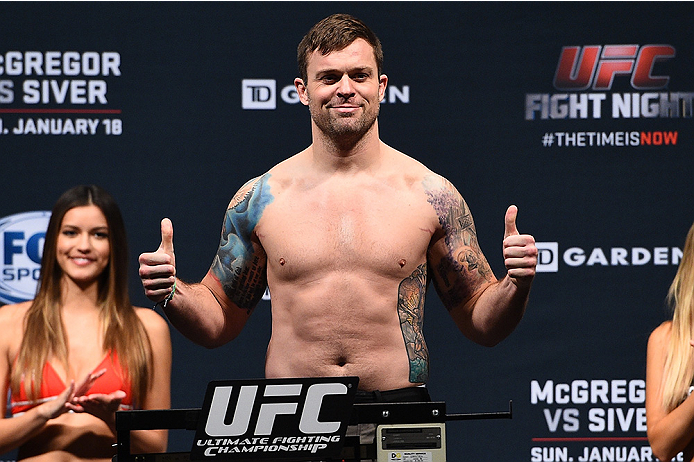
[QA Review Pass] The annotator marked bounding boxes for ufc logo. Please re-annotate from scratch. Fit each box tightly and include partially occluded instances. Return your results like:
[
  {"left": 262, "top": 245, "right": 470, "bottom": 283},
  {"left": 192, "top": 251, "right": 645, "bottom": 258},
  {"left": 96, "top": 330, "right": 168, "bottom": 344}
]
[
  {"left": 205, "top": 382, "right": 348, "bottom": 437},
  {"left": 553, "top": 45, "right": 675, "bottom": 91}
]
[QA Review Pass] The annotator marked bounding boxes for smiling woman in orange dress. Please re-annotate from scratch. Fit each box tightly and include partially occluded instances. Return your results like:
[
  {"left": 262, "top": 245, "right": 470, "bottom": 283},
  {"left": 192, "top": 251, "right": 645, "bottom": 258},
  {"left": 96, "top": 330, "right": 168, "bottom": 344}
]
[{"left": 0, "top": 185, "right": 171, "bottom": 461}]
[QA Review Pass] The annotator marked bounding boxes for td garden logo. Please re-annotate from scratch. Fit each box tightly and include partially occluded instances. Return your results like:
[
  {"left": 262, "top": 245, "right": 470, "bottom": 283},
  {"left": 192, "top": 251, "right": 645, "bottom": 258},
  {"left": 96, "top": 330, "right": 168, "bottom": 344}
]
[
  {"left": 241, "top": 79, "right": 411, "bottom": 110},
  {"left": 536, "top": 242, "right": 682, "bottom": 272}
]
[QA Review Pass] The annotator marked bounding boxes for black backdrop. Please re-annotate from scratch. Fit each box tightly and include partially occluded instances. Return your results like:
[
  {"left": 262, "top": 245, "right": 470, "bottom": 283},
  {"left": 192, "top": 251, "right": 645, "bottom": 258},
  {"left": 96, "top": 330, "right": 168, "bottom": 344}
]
[{"left": 1, "top": 2, "right": 693, "bottom": 461}]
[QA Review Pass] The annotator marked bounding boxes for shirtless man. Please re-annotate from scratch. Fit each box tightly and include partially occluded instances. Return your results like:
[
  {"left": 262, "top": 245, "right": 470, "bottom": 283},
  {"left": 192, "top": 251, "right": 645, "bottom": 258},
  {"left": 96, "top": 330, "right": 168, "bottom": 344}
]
[{"left": 138, "top": 13, "right": 537, "bottom": 395}]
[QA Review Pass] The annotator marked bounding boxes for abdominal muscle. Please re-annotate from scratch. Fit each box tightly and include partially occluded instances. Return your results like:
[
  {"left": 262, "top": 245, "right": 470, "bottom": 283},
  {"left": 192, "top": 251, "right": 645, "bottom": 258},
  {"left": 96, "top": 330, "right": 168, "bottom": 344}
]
[
  {"left": 263, "top": 271, "right": 420, "bottom": 392},
  {"left": 18, "top": 412, "right": 116, "bottom": 461}
]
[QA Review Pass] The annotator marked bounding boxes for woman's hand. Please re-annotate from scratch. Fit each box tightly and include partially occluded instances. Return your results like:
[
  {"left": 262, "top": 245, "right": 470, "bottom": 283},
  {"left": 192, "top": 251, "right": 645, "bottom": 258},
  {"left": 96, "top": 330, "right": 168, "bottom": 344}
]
[
  {"left": 36, "top": 380, "right": 75, "bottom": 420},
  {"left": 68, "top": 390, "right": 126, "bottom": 432}
]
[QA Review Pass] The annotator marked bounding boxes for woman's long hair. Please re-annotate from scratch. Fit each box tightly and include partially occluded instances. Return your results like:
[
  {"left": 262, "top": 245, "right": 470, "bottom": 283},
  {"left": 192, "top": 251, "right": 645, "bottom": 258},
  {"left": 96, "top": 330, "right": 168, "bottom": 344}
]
[
  {"left": 10, "top": 185, "right": 152, "bottom": 407},
  {"left": 662, "top": 221, "right": 694, "bottom": 410}
]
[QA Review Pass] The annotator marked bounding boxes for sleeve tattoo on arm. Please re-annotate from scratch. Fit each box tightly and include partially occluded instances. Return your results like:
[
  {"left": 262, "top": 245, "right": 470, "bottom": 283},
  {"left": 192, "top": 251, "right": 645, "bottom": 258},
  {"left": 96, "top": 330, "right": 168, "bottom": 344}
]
[
  {"left": 398, "top": 263, "right": 429, "bottom": 383},
  {"left": 211, "top": 174, "right": 273, "bottom": 312},
  {"left": 424, "top": 175, "right": 493, "bottom": 309}
]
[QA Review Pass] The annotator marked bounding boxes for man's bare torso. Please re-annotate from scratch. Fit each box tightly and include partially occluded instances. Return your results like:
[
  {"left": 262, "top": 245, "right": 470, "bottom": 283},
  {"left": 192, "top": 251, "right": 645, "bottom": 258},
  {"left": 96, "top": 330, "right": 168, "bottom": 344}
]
[{"left": 255, "top": 145, "right": 442, "bottom": 391}]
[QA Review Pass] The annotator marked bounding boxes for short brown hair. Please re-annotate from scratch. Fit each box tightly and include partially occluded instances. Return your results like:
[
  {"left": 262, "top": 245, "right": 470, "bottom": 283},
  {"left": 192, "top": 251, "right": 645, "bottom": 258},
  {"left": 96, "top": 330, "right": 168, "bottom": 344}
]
[{"left": 297, "top": 13, "right": 383, "bottom": 83}]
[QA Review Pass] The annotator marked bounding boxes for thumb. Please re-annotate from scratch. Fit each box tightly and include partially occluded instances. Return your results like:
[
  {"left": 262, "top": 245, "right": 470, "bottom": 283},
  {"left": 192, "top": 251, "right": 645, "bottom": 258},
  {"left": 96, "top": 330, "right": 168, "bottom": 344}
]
[
  {"left": 63, "top": 380, "right": 76, "bottom": 402},
  {"left": 158, "top": 218, "right": 174, "bottom": 255},
  {"left": 504, "top": 205, "right": 519, "bottom": 239}
]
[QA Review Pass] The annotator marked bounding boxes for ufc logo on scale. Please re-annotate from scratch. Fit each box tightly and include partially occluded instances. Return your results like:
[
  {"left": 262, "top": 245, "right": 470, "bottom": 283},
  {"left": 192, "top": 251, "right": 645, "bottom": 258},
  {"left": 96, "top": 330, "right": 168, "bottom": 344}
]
[
  {"left": 192, "top": 377, "right": 358, "bottom": 460},
  {"left": 206, "top": 382, "right": 349, "bottom": 436},
  {"left": 553, "top": 45, "right": 675, "bottom": 90}
]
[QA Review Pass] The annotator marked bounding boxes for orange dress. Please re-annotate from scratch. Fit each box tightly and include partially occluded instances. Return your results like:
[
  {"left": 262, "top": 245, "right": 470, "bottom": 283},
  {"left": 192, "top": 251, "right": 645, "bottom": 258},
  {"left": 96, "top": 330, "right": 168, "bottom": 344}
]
[{"left": 9, "top": 351, "right": 133, "bottom": 416}]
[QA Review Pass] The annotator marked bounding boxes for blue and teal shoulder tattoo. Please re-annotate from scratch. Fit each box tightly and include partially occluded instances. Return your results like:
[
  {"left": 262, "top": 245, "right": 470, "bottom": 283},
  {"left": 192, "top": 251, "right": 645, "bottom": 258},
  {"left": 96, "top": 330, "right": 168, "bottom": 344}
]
[{"left": 211, "top": 173, "right": 274, "bottom": 312}]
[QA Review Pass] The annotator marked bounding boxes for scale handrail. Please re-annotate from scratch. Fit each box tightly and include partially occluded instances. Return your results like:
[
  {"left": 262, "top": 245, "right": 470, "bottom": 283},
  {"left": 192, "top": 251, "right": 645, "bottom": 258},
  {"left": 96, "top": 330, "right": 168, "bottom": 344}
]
[{"left": 114, "top": 400, "right": 512, "bottom": 461}]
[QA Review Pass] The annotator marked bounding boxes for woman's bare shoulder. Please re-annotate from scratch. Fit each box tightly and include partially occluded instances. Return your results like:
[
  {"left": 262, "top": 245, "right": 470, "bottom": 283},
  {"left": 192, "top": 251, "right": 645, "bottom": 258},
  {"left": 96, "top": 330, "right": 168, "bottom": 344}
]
[
  {"left": 648, "top": 321, "right": 673, "bottom": 349},
  {"left": 0, "top": 301, "right": 31, "bottom": 353},
  {"left": 0, "top": 300, "right": 31, "bottom": 325},
  {"left": 133, "top": 306, "right": 170, "bottom": 335}
]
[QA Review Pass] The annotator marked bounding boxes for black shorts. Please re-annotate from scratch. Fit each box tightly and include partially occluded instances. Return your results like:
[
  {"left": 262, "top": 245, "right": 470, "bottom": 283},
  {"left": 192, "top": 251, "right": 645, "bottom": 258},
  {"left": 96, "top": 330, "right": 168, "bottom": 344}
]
[{"left": 353, "top": 386, "right": 431, "bottom": 403}]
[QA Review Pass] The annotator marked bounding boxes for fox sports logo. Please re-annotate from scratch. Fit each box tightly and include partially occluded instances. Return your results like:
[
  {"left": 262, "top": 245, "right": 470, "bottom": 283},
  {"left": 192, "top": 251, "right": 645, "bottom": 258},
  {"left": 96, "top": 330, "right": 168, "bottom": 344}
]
[{"left": 0, "top": 211, "right": 50, "bottom": 304}]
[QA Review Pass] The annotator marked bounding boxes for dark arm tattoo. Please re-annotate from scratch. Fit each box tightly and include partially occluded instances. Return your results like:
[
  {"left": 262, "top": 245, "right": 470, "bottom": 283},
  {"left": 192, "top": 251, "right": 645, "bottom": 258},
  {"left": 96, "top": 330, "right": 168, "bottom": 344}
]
[
  {"left": 210, "top": 174, "right": 273, "bottom": 312},
  {"left": 424, "top": 175, "right": 493, "bottom": 310},
  {"left": 398, "top": 263, "right": 429, "bottom": 383}
]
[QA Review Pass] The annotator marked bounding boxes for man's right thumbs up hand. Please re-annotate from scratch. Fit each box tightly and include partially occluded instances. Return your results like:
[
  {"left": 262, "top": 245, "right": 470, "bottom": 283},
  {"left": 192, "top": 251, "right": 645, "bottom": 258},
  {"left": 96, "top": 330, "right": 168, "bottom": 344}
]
[{"left": 139, "top": 218, "right": 177, "bottom": 304}]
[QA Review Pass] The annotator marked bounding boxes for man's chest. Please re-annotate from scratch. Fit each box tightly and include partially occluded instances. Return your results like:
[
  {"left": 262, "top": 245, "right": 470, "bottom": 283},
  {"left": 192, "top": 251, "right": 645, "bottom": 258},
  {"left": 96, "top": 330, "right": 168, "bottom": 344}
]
[{"left": 256, "top": 187, "right": 438, "bottom": 278}]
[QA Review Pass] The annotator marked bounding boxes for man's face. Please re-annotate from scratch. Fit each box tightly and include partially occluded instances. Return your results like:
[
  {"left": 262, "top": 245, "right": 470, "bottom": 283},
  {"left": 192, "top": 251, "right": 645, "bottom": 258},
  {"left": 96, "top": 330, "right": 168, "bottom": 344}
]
[{"left": 296, "top": 38, "right": 387, "bottom": 141}]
